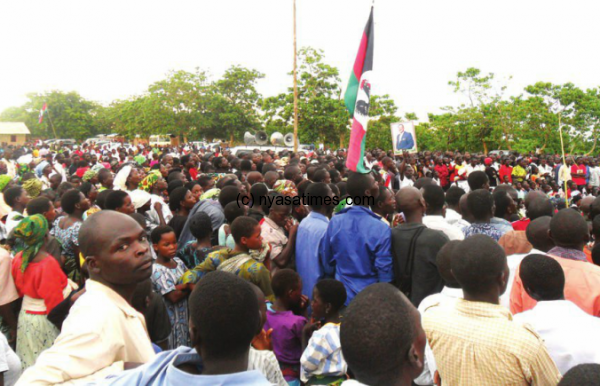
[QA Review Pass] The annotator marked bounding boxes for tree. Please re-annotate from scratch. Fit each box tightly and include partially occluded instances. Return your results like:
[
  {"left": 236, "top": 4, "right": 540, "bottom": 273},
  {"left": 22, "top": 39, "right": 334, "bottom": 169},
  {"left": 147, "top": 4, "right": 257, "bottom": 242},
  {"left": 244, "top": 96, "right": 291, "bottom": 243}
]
[
  {"left": 206, "top": 66, "right": 265, "bottom": 145},
  {"left": 262, "top": 48, "right": 349, "bottom": 147},
  {"left": 0, "top": 91, "right": 101, "bottom": 139}
]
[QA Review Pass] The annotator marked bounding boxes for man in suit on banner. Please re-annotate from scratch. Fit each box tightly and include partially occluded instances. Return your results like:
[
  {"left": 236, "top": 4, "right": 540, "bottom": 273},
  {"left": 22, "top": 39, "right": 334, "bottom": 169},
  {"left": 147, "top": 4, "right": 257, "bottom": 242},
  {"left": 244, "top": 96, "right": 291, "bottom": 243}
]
[{"left": 396, "top": 124, "right": 415, "bottom": 150}]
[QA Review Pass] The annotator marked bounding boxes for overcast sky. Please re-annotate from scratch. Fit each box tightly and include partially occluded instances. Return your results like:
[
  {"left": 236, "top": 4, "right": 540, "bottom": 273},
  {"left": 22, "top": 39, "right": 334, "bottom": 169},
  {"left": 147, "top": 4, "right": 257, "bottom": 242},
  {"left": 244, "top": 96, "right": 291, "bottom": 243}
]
[{"left": 1, "top": 0, "right": 600, "bottom": 122}]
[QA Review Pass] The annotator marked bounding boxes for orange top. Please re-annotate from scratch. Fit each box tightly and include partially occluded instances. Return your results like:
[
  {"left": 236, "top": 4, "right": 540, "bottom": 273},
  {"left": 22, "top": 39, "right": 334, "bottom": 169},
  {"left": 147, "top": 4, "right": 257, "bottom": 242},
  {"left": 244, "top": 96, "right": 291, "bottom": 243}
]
[{"left": 510, "top": 254, "right": 600, "bottom": 317}]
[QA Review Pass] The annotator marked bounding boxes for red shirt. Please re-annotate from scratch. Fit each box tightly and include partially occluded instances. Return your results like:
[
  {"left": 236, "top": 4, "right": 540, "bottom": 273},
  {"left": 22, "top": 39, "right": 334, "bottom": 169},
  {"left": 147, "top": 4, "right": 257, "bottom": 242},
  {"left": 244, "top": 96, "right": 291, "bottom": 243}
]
[
  {"left": 511, "top": 218, "right": 530, "bottom": 231},
  {"left": 12, "top": 253, "right": 67, "bottom": 315},
  {"left": 499, "top": 165, "right": 513, "bottom": 183},
  {"left": 571, "top": 164, "right": 586, "bottom": 186},
  {"left": 434, "top": 164, "right": 449, "bottom": 187}
]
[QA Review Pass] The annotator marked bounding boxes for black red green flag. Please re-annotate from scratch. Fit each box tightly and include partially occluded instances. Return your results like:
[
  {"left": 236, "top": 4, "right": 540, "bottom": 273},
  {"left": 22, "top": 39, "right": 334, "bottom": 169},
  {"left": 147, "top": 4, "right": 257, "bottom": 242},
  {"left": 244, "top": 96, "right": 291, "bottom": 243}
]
[{"left": 344, "top": 7, "right": 374, "bottom": 173}]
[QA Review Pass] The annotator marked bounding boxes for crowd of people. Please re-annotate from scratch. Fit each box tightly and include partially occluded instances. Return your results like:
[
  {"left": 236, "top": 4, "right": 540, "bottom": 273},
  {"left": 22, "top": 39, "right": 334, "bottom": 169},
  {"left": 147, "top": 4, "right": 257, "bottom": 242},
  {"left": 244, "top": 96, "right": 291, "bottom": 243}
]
[{"left": 0, "top": 141, "right": 598, "bottom": 385}]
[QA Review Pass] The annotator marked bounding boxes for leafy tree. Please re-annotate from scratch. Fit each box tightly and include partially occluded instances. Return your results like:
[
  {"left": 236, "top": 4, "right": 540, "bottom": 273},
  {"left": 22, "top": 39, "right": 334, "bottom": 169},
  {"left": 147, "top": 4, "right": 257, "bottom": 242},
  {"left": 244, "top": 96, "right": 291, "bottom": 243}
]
[
  {"left": 262, "top": 47, "right": 349, "bottom": 147},
  {"left": 0, "top": 91, "right": 101, "bottom": 139}
]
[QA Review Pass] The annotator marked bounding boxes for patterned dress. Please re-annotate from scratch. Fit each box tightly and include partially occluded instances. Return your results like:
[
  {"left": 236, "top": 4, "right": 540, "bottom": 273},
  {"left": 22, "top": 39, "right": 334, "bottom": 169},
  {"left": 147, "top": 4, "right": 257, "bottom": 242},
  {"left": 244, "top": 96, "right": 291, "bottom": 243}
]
[
  {"left": 151, "top": 258, "right": 190, "bottom": 349},
  {"left": 175, "top": 241, "right": 223, "bottom": 270},
  {"left": 50, "top": 218, "right": 82, "bottom": 283}
]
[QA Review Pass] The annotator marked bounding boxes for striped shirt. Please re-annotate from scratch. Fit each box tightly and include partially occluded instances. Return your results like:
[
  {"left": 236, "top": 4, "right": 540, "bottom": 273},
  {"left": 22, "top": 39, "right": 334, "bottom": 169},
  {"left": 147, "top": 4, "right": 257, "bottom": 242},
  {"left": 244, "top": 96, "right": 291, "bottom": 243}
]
[
  {"left": 423, "top": 299, "right": 561, "bottom": 385},
  {"left": 248, "top": 347, "right": 287, "bottom": 386},
  {"left": 300, "top": 323, "right": 347, "bottom": 383}
]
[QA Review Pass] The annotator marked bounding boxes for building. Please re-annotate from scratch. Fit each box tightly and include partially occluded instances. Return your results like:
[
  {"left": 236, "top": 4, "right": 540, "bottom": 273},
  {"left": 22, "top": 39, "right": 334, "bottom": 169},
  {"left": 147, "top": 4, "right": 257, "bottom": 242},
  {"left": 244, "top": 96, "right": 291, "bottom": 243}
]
[{"left": 0, "top": 122, "right": 30, "bottom": 145}]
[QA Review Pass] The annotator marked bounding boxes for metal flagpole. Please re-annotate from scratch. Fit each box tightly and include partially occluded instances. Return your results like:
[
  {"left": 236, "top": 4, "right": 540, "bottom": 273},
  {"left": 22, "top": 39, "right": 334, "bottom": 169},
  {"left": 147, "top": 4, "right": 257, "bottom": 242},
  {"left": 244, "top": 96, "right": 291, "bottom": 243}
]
[{"left": 292, "top": 0, "right": 299, "bottom": 153}]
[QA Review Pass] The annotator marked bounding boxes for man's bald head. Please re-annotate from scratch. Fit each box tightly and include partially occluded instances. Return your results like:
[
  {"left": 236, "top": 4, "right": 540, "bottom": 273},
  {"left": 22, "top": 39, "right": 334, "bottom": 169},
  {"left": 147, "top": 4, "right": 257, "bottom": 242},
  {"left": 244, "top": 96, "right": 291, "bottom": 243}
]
[
  {"left": 526, "top": 216, "right": 554, "bottom": 252},
  {"left": 395, "top": 187, "right": 425, "bottom": 216},
  {"left": 79, "top": 210, "right": 142, "bottom": 257}
]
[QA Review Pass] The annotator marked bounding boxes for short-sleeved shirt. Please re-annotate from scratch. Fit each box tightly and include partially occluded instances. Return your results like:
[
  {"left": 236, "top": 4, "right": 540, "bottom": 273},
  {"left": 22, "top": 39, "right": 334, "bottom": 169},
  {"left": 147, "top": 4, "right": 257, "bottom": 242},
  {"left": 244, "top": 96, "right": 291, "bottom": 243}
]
[
  {"left": 572, "top": 164, "right": 586, "bottom": 186},
  {"left": 264, "top": 306, "right": 307, "bottom": 373}
]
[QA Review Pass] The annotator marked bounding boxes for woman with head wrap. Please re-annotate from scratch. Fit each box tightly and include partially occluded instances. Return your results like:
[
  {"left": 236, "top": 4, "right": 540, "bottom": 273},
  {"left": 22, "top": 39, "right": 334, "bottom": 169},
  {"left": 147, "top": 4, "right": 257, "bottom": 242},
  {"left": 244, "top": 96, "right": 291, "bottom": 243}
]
[
  {"left": 22, "top": 177, "right": 43, "bottom": 199},
  {"left": 11, "top": 214, "right": 71, "bottom": 368},
  {"left": 0, "top": 174, "right": 15, "bottom": 219},
  {"left": 35, "top": 160, "right": 54, "bottom": 190},
  {"left": 82, "top": 169, "right": 98, "bottom": 184},
  {"left": 113, "top": 163, "right": 143, "bottom": 192}
]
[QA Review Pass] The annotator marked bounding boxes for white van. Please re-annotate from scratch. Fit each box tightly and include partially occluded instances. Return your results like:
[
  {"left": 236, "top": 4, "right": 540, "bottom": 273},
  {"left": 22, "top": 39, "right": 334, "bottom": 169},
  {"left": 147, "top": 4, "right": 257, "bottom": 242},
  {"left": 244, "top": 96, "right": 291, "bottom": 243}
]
[{"left": 149, "top": 135, "right": 172, "bottom": 147}]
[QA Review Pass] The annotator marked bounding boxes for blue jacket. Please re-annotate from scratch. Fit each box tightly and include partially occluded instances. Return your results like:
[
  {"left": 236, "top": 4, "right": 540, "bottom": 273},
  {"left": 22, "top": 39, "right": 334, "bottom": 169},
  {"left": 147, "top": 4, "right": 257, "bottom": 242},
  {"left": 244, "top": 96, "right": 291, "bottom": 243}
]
[
  {"left": 396, "top": 132, "right": 415, "bottom": 150},
  {"left": 319, "top": 206, "right": 393, "bottom": 305}
]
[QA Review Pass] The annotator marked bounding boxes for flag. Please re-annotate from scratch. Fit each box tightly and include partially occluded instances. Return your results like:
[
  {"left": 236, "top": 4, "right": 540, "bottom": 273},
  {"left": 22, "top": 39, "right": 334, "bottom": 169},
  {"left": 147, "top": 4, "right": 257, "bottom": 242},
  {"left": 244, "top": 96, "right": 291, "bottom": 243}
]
[
  {"left": 344, "top": 7, "right": 374, "bottom": 173},
  {"left": 38, "top": 103, "right": 48, "bottom": 124}
]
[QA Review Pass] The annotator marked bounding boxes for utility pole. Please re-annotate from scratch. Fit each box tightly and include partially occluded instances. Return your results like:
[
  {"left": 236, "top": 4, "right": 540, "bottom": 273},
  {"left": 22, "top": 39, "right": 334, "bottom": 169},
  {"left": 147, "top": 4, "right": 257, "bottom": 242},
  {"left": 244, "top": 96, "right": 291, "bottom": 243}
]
[{"left": 293, "top": 0, "right": 299, "bottom": 152}]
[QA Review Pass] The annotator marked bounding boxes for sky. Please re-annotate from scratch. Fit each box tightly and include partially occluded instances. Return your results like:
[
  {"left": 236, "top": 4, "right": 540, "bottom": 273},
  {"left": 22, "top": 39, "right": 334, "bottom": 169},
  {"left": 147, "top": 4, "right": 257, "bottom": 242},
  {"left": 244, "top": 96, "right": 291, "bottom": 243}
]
[{"left": 1, "top": 0, "right": 600, "bottom": 122}]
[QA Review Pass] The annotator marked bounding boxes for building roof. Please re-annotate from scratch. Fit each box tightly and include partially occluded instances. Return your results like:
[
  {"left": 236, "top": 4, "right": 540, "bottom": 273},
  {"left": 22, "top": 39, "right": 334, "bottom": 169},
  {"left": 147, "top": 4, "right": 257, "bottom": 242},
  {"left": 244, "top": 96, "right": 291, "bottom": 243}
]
[{"left": 0, "top": 122, "right": 31, "bottom": 135}]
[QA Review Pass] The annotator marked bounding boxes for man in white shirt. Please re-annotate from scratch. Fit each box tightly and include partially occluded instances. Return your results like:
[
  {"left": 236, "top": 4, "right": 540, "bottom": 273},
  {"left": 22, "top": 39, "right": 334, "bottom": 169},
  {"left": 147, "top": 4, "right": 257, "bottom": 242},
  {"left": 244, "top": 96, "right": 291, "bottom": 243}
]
[
  {"left": 18, "top": 211, "right": 156, "bottom": 385},
  {"left": 422, "top": 185, "right": 464, "bottom": 241},
  {"left": 514, "top": 254, "right": 600, "bottom": 375},
  {"left": 589, "top": 159, "right": 600, "bottom": 188}
]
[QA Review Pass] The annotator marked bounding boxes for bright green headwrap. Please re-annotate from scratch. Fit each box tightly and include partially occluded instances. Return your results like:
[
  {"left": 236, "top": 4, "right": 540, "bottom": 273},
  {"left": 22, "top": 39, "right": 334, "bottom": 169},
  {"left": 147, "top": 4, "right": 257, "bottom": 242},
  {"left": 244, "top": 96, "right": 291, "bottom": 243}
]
[
  {"left": 14, "top": 214, "right": 49, "bottom": 272},
  {"left": 0, "top": 175, "right": 12, "bottom": 192}
]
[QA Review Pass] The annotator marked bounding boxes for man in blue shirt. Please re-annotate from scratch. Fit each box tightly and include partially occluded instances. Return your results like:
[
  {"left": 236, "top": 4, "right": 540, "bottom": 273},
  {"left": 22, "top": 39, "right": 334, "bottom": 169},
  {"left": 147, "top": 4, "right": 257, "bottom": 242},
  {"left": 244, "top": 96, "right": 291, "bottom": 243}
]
[
  {"left": 94, "top": 271, "right": 271, "bottom": 385},
  {"left": 296, "top": 183, "right": 335, "bottom": 301},
  {"left": 320, "top": 172, "right": 394, "bottom": 305}
]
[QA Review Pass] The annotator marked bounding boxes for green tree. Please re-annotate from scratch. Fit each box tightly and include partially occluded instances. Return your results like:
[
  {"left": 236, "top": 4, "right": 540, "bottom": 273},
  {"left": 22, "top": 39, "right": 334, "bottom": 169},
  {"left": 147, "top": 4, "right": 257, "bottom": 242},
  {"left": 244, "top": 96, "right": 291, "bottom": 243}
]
[
  {"left": 0, "top": 91, "right": 101, "bottom": 139},
  {"left": 262, "top": 47, "right": 349, "bottom": 147}
]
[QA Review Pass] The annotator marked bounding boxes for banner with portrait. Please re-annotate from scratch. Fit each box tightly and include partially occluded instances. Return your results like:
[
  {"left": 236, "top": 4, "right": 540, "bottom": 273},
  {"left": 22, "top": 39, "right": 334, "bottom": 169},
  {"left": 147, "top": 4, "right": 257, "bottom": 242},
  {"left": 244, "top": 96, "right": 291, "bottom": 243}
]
[{"left": 391, "top": 122, "right": 418, "bottom": 155}]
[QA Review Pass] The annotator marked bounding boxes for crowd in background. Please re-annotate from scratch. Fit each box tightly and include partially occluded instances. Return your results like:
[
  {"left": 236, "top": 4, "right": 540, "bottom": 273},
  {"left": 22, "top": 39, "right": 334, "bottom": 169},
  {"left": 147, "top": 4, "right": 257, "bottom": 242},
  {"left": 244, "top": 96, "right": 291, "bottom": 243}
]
[{"left": 0, "top": 140, "right": 598, "bottom": 385}]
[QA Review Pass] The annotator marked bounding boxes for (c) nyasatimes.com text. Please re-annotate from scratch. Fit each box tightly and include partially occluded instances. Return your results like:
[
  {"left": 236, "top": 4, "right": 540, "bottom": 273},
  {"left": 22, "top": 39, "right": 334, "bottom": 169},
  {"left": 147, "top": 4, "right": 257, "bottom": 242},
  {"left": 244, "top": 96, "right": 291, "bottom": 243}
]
[{"left": 236, "top": 194, "right": 374, "bottom": 208}]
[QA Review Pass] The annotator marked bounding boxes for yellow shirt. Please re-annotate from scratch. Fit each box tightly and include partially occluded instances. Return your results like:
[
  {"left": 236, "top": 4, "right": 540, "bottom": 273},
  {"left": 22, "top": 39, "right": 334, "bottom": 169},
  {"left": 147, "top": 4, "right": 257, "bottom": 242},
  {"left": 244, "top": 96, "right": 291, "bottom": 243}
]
[
  {"left": 17, "top": 279, "right": 155, "bottom": 385},
  {"left": 423, "top": 299, "right": 561, "bottom": 386}
]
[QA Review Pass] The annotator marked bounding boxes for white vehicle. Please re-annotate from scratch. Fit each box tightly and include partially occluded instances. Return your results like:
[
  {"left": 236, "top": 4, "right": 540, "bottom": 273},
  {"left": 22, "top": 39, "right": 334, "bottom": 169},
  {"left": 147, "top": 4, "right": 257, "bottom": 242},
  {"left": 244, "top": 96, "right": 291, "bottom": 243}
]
[{"left": 149, "top": 135, "right": 172, "bottom": 147}]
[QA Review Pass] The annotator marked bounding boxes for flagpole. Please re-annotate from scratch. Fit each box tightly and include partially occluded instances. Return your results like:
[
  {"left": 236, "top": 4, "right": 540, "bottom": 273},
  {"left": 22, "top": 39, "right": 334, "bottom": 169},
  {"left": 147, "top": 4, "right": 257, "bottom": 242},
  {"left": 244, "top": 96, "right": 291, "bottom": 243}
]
[
  {"left": 292, "top": 0, "right": 299, "bottom": 153},
  {"left": 46, "top": 108, "right": 58, "bottom": 139}
]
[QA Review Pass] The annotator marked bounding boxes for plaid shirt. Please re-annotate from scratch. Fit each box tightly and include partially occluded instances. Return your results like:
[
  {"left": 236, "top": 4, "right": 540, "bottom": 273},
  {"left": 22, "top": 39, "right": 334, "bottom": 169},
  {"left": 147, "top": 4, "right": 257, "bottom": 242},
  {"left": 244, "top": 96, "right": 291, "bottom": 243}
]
[
  {"left": 423, "top": 299, "right": 561, "bottom": 386},
  {"left": 463, "top": 223, "right": 503, "bottom": 242}
]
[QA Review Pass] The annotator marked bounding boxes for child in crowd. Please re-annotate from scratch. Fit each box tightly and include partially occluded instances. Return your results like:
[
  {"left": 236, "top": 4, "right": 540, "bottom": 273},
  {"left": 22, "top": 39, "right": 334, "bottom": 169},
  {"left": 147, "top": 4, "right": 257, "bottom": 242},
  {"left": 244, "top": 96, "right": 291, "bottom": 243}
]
[
  {"left": 300, "top": 279, "right": 348, "bottom": 385},
  {"left": 150, "top": 225, "right": 192, "bottom": 349},
  {"left": 176, "top": 212, "right": 222, "bottom": 269},
  {"left": 179, "top": 216, "right": 274, "bottom": 301},
  {"left": 104, "top": 190, "right": 134, "bottom": 214},
  {"left": 219, "top": 201, "right": 247, "bottom": 249},
  {"left": 264, "top": 269, "right": 308, "bottom": 386},
  {"left": 4, "top": 186, "right": 30, "bottom": 234}
]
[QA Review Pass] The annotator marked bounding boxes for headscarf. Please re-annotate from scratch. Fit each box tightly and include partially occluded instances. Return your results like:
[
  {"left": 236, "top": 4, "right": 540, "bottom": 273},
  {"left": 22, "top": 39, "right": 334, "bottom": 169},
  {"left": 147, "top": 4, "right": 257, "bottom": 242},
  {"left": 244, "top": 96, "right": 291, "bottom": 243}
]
[
  {"left": 35, "top": 161, "right": 50, "bottom": 178},
  {"left": 113, "top": 164, "right": 133, "bottom": 191},
  {"left": 22, "top": 178, "right": 42, "bottom": 198},
  {"left": 139, "top": 170, "right": 161, "bottom": 192},
  {"left": 484, "top": 157, "right": 493, "bottom": 166},
  {"left": 18, "top": 163, "right": 30, "bottom": 178},
  {"left": 0, "top": 175, "right": 12, "bottom": 192},
  {"left": 82, "top": 169, "right": 98, "bottom": 182},
  {"left": 134, "top": 154, "right": 146, "bottom": 166},
  {"left": 200, "top": 188, "right": 220, "bottom": 201},
  {"left": 273, "top": 180, "right": 298, "bottom": 197},
  {"left": 14, "top": 214, "right": 48, "bottom": 272},
  {"left": 130, "top": 190, "right": 152, "bottom": 210}
]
